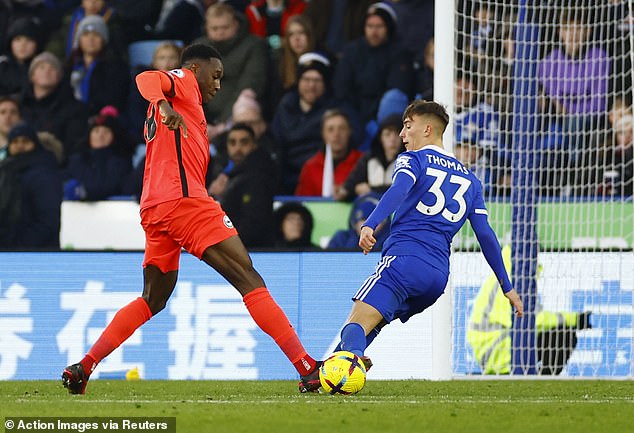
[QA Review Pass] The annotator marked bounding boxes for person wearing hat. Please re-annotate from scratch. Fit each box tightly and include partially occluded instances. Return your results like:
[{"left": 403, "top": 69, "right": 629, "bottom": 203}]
[
  {"left": 337, "top": 113, "right": 405, "bottom": 201},
  {"left": 20, "top": 51, "right": 89, "bottom": 160},
  {"left": 333, "top": 1, "right": 413, "bottom": 126},
  {"left": 68, "top": 14, "right": 130, "bottom": 116},
  {"left": 45, "top": 0, "right": 125, "bottom": 60},
  {"left": 271, "top": 51, "right": 360, "bottom": 194},
  {"left": 0, "top": 121, "right": 62, "bottom": 249},
  {"left": 62, "top": 105, "right": 132, "bottom": 201},
  {"left": 327, "top": 192, "right": 390, "bottom": 250},
  {"left": 0, "top": 16, "right": 43, "bottom": 97}
]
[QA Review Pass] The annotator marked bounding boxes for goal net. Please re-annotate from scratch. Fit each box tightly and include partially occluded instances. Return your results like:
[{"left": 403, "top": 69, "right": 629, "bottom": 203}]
[{"left": 444, "top": 0, "right": 634, "bottom": 377}]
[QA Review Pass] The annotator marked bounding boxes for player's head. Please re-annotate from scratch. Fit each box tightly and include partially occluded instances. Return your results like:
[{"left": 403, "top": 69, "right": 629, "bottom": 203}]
[
  {"left": 401, "top": 100, "right": 449, "bottom": 151},
  {"left": 181, "top": 43, "right": 223, "bottom": 103},
  {"left": 227, "top": 122, "right": 257, "bottom": 165}
]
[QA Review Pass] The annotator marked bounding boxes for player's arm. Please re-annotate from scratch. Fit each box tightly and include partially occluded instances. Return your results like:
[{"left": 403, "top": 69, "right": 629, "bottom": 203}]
[
  {"left": 135, "top": 70, "right": 188, "bottom": 137},
  {"left": 469, "top": 213, "right": 524, "bottom": 317},
  {"left": 359, "top": 171, "right": 414, "bottom": 254}
]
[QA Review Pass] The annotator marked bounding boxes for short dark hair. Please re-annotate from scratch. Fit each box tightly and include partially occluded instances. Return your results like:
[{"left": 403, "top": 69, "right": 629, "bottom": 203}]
[
  {"left": 181, "top": 43, "right": 222, "bottom": 65},
  {"left": 0, "top": 96, "right": 21, "bottom": 114},
  {"left": 402, "top": 100, "right": 449, "bottom": 134},
  {"left": 229, "top": 122, "right": 256, "bottom": 141}
]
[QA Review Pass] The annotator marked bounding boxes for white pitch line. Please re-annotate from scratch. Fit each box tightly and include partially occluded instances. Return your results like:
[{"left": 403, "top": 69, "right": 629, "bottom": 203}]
[{"left": 15, "top": 398, "right": 634, "bottom": 405}]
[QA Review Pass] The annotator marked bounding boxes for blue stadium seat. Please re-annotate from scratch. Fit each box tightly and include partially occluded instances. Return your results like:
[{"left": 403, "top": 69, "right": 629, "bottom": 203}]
[{"left": 127, "top": 40, "right": 183, "bottom": 70}]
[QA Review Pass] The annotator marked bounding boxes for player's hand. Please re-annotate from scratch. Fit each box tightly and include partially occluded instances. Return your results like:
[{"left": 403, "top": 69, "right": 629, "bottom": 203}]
[
  {"left": 158, "top": 101, "right": 188, "bottom": 138},
  {"left": 359, "top": 226, "right": 376, "bottom": 255},
  {"left": 504, "top": 289, "right": 524, "bottom": 317}
]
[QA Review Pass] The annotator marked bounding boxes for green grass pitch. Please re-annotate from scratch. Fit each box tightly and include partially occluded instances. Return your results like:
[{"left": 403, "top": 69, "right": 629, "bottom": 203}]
[{"left": 3, "top": 380, "right": 633, "bottom": 433}]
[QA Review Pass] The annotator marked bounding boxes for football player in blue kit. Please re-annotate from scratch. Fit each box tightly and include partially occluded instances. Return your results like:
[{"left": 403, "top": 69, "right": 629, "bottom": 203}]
[{"left": 336, "top": 99, "right": 524, "bottom": 362}]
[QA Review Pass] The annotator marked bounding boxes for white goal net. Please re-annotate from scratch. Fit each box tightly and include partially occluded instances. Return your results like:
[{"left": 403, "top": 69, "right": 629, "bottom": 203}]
[{"left": 442, "top": 0, "right": 634, "bottom": 377}]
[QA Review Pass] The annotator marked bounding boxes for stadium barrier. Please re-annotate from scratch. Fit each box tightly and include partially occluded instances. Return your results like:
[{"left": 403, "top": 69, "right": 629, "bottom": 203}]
[{"left": 1, "top": 251, "right": 631, "bottom": 380}]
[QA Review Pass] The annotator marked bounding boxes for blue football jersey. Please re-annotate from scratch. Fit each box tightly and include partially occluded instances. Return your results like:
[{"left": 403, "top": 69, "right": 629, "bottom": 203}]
[{"left": 382, "top": 145, "right": 487, "bottom": 271}]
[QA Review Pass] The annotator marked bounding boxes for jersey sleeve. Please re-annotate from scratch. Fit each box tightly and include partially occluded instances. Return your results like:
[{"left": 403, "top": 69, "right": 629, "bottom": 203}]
[
  {"left": 135, "top": 70, "right": 177, "bottom": 105},
  {"left": 467, "top": 177, "right": 488, "bottom": 219},
  {"left": 392, "top": 151, "right": 421, "bottom": 184}
]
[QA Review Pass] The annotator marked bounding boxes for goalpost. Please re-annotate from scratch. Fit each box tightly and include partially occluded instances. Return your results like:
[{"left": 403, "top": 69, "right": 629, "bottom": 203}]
[{"left": 439, "top": 0, "right": 634, "bottom": 378}]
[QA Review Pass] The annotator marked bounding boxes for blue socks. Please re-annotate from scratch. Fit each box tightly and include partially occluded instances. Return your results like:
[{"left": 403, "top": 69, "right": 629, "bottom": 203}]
[
  {"left": 335, "top": 324, "right": 381, "bottom": 353},
  {"left": 339, "top": 323, "right": 367, "bottom": 357}
]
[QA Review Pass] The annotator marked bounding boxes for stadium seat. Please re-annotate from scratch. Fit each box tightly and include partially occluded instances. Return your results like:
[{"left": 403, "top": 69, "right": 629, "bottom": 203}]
[{"left": 127, "top": 40, "right": 183, "bottom": 70}]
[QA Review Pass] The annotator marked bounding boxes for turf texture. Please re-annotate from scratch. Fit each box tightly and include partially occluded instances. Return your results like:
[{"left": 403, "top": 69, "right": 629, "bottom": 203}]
[{"left": 2, "top": 380, "right": 632, "bottom": 433}]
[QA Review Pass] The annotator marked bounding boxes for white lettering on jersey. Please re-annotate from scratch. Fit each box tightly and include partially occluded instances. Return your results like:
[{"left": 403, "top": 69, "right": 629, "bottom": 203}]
[{"left": 426, "top": 153, "right": 469, "bottom": 175}]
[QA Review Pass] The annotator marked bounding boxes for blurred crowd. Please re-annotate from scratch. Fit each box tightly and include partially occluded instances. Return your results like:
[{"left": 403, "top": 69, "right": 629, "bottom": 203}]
[{"left": 0, "top": 0, "right": 631, "bottom": 251}]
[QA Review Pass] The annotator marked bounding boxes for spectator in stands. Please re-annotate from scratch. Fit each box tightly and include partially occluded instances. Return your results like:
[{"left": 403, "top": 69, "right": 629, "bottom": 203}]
[
  {"left": 333, "top": 2, "right": 413, "bottom": 126},
  {"left": 219, "top": 123, "right": 277, "bottom": 247},
  {"left": 68, "top": 15, "right": 130, "bottom": 116},
  {"left": 62, "top": 106, "right": 132, "bottom": 201},
  {"left": 0, "top": 122, "right": 62, "bottom": 249},
  {"left": 295, "top": 108, "right": 363, "bottom": 197},
  {"left": 538, "top": 8, "right": 610, "bottom": 163},
  {"left": 389, "top": 0, "right": 434, "bottom": 59},
  {"left": 0, "top": 96, "right": 22, "bottom": 161},
  {"left": 271, "top": 51, "right": 343, "bottom": 194},
  {"left": 327, "top": 193, "right": 389, "bottom": 250},
  {"left": 20, "top": 51, "right": 88, "bottom": 160},
  {"left": 47, "top": 0, "right": 126, "bottom": 60},
  {"left": 208, "top": 88, "right": 278, "bottom": 195},
  {"left": 454, "top": 138, "right": 492, "bottom": 194},
  {"left": 303, "top": 0, "right": 375, "bottom": 58},
  {"left": 107, "top": 0, "right": 163, "bottom": 43},
  {"left": 0, "top": 16, "right": 43, "bottom": 97},
  {"left": 273, "top": 201, "right": 319, "bottom": 249},
  {"left": 277, "top": 14, "right": 315, "bottom": 91},
  {"left": 152, "top": 0, "right": 209, "bottom": 45},
  {"left": 576, "top": 110, "right": 633, "bottom": 198},
  {"left": 413, "top": 37, "right": 434, "bottom": 101},
  {"left": 194, "top": 3, "right": 269, "bottom": 127},
  {"left": 245, "top": 0, "right": 306, "bottom": 51},
  {"left": 337, "top": 113, "right": 403, "bottom": 201}
]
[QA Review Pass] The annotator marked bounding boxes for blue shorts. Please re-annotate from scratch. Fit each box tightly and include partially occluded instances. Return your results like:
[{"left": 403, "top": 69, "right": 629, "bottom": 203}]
[{"left": 353, "top": 255, "right": 449, "bottom": 323}]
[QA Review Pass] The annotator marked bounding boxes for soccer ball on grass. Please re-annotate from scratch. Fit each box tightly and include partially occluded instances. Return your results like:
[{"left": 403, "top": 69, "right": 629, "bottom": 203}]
[{"left": 319, "top": 351, "right": 367, "bottom": 395}]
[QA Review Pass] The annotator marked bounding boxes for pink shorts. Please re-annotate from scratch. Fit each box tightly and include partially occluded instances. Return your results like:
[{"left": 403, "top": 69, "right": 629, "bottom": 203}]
[{"left": 140, "top": 196, "right": 238, "bottom": 272}]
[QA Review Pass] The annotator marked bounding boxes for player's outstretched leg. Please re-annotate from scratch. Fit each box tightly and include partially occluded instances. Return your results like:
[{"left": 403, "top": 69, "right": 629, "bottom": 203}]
[
  {"left": 62, "top": 268, "right": 175, "bottom": 394},
  {"left": 61, "top": 297, "right": 153, "bottom": 394},
  {"left": 201, "top": 237, "right": 320, "bottom": 391}
]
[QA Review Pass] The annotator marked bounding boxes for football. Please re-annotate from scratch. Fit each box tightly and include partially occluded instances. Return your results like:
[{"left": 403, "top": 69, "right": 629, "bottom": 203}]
[{"left": 319, "top": 351, "right": 367, "bottom": 395}]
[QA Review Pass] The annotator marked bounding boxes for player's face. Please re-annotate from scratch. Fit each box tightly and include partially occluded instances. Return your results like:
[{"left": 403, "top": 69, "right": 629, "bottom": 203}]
[
  {"left": 227, "top": 129, "right": 256, "bottom": 165},
  {"left": 400, "top": 115, "right": 430, "bottom": 151},
  {"left": 197, "top": 58, "right": 223, "bottom": 103},
  {"left": 82, "top": 0, "right": 105, "bottom": 15}
]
